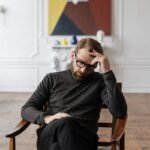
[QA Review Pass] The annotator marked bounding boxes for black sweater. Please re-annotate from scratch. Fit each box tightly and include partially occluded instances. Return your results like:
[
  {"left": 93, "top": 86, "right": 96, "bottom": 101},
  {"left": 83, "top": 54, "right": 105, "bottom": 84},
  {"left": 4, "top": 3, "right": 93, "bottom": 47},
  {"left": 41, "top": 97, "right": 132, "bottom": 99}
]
[{"left": 21, "top": 70, "right": 127, "bottom": 134}]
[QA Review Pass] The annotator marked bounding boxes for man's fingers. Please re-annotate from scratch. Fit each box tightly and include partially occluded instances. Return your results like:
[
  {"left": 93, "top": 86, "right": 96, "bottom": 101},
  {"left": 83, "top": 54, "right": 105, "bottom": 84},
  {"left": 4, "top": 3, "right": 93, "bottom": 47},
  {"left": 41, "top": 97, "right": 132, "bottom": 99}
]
[
  {"left": 90, "top": 49, "right": 103, "bottom": 56},
  {"left": 45, "top": 113, "right": 71, "bottom": 124},
  {"left": 61, "top": 113, "right": 70, "bottom": 117},
  {"left": 91, "top": 57, "right": 99, "bottom": 65},
  {"left": 55, "top": 112, "right": 71, "bottom": 118}
]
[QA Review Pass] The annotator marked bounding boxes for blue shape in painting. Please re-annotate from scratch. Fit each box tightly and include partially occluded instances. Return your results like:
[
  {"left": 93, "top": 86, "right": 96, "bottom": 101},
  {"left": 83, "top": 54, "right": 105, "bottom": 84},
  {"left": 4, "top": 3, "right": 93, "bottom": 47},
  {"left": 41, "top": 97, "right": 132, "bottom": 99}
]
[{"left": 52, "top": 14, "right": 84, "bottom": 35}]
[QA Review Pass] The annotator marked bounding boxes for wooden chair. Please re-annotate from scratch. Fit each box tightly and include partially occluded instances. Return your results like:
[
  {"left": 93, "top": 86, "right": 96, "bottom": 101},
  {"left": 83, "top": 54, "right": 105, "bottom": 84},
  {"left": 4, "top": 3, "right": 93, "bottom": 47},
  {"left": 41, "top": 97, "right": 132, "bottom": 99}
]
[
  {"left": 98, "top": 83, "right": 127, "bottom": 150},
  {"left": 98, "top": 104, "right": 127, "bottom": 150},
  {"left": 6, "top": 83, "right": 127, "bottom": 150}
]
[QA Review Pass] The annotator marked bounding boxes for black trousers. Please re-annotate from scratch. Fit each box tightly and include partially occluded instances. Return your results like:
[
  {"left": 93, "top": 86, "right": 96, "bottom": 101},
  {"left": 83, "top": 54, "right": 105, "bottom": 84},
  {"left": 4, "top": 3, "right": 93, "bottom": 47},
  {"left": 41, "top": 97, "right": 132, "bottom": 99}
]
[{"left": 37, "top": 117, "right": 98, "bottom": 150}]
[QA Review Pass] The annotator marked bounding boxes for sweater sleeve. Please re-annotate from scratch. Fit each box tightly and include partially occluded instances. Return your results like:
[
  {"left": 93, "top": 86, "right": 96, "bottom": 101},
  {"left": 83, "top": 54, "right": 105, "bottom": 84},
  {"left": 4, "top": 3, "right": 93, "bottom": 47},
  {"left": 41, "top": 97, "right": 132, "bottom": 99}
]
[
  {"left": 21, "top": 74, "right": 51, "bottom": 125},
  {"left": 100, "top": 70, "right": 127, "bottom": 118}
]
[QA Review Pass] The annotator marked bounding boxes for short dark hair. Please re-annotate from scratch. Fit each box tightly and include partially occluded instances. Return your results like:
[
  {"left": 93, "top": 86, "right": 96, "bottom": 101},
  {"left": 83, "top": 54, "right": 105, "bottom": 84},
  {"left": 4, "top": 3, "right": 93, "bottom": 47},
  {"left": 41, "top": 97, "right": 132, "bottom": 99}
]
[{"left": 75, "top": 38, "right": 103, "bottom": 54}]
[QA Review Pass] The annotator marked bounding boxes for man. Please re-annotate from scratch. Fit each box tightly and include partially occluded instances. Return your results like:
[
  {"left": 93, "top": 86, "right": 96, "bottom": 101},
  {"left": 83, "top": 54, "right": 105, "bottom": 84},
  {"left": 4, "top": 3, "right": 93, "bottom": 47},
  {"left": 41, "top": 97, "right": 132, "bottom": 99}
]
[{"left": 21, "top": 38, "right": 127, "bottom": 150}]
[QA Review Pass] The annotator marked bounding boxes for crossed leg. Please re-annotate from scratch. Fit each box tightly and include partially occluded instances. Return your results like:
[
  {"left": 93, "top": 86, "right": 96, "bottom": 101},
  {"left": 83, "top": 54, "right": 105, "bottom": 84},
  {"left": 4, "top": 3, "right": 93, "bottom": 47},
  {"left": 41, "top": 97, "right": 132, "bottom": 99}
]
[{"left": 37, "top": 117, "right": 97, "bottom": 150}]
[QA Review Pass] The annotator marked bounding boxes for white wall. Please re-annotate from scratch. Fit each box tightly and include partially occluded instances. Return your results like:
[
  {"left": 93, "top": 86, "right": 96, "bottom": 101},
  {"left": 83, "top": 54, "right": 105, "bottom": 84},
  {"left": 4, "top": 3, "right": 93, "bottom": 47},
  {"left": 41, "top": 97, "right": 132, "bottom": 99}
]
[{"left": 0, "top": 0, "right": 150, "bottom": 93}]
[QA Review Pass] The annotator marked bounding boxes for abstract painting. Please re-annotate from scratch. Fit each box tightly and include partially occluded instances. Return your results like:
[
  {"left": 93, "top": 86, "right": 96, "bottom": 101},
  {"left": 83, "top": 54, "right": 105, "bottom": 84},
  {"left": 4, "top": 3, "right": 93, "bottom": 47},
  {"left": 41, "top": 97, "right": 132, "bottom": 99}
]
[{"left": 48, "top": 0, "right": 111, "bottom": 36}]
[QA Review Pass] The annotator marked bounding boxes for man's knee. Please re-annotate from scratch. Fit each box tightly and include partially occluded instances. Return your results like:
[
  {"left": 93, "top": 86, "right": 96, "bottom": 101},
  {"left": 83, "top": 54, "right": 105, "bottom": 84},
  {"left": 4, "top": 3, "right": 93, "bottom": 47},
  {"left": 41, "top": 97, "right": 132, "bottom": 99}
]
[
  {"left": 50, "top": 117, "right": 80, "bottom": 135},
  {"left": 39, "top": 117, "right": 80, "bottom": 139},
  {"left": 55, "top": 117, "right": 79, "bottom": 129},
  {"left": 59, "top": 117, "right": 76, "bottom": 125}
]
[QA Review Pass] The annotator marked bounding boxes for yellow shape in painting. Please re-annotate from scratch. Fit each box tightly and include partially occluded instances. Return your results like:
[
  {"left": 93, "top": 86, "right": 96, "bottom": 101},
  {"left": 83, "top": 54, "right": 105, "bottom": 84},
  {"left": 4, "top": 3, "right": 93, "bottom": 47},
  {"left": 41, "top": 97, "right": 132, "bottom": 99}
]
[{"left": 48, "top": 0, "right": 67, "bottom": 35}]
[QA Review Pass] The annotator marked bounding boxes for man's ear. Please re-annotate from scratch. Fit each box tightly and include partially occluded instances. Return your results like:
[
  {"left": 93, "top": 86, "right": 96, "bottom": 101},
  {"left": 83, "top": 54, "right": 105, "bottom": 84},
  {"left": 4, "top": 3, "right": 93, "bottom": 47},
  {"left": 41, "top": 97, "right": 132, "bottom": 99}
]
[{"left": 70, "top": 50, "right": 75, "bottom": 60}]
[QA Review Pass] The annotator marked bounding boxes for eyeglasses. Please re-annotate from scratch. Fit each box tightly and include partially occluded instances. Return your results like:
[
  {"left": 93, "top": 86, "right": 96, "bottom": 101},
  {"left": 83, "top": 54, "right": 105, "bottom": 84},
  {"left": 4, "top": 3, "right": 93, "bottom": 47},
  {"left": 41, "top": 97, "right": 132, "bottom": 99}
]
[{"left": 75, "top": 53, "right": 97, "bottom": 70}]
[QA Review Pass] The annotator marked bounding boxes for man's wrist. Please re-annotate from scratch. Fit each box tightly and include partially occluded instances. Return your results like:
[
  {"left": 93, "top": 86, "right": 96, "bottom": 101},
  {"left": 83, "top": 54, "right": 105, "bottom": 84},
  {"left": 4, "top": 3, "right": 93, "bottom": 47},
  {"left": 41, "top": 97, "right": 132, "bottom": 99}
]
[
  {"left": 102, "top": 70, "right": 116, "bottom": 82},
  {"left": 101, "top": 69, "right": 111, "bottom": 74},
  {"left": 102, "top": 70, "right": 112, "bottom": 75}
]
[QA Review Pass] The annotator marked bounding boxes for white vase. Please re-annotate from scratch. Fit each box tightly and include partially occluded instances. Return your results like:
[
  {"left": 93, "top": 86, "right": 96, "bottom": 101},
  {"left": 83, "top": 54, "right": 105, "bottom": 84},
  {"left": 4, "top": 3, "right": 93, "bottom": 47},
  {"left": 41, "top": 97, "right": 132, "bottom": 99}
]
[{"left": 96, "top": 30, "right": 105, "bottom": 46}]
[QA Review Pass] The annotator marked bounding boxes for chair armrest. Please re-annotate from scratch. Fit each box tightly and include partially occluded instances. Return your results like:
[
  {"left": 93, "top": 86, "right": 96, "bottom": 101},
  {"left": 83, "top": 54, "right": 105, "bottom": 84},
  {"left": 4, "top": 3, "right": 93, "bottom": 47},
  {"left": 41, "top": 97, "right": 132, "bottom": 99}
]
[
  {"left": 111, "top": 115, "right": 128, "bottom": 142},
  {"left": 6, "top": 119, "right": 30, "bottom": 138}
]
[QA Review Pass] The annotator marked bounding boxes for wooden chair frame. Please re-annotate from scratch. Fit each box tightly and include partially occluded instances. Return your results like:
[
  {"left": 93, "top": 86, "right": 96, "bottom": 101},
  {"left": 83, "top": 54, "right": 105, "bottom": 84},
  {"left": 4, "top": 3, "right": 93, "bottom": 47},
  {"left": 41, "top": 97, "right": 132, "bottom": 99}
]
[{"left": 98, "top": 108, "right": 127, "bottom": 150}]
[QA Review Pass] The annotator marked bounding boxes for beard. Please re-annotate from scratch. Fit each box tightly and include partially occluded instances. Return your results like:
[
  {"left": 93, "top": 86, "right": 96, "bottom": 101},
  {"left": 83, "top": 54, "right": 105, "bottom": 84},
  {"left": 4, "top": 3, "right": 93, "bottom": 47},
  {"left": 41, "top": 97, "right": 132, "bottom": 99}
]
[
  {"left": 73, "top": 71, "right": 88, "bottom": 80},
  {"left": 70, "top": 64, "right": 92, "bottom": 80}
]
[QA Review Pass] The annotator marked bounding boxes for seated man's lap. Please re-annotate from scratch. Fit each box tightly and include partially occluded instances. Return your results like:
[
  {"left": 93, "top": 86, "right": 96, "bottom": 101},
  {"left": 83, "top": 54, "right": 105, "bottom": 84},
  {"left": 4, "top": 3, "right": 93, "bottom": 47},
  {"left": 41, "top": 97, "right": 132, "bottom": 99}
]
[{"left": 37, "top": 117, "right": 97, "bottom": 150}]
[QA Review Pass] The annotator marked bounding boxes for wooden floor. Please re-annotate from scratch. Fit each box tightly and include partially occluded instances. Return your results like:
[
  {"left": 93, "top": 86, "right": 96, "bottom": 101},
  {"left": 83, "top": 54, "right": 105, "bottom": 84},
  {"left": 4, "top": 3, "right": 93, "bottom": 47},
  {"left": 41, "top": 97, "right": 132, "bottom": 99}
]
[{"left": 0, "top": 92, "right": 150, "bottom": 150}]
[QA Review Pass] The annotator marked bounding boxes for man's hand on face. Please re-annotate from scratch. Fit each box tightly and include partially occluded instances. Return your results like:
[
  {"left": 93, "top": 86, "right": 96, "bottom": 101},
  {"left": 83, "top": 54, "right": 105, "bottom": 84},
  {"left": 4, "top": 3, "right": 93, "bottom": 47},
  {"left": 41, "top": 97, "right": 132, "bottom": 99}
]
[
  {"left": 90, "top": 50, "right": 111, "bottom": 74},
  {"left": 44, "top": 112, "right": 71, "bottom": 124}
]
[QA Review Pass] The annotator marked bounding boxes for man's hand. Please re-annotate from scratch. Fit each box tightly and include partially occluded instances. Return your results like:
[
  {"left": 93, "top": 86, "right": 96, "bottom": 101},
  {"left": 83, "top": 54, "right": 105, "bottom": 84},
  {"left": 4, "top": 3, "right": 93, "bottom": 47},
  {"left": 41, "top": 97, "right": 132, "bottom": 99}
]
[
  {"left": 90, "top": 50, "right": 111, "bottom": 73},
  {"left": 44, "top": 112, "right": 71, "bottom": 124}
]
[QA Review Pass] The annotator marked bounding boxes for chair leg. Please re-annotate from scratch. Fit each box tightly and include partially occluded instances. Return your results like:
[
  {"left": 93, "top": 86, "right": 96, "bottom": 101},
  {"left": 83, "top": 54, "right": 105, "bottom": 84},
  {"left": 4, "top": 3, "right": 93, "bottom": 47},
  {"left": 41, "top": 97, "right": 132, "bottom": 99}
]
[
  {"left": 120, "top": 133, "right": 125, "bottom": 150},
  {"left": 9, "top": 137, "right": 16, "bottom": 150},
  {"left": 111, "top": 142, "right": 117, "bottom": 150}
]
